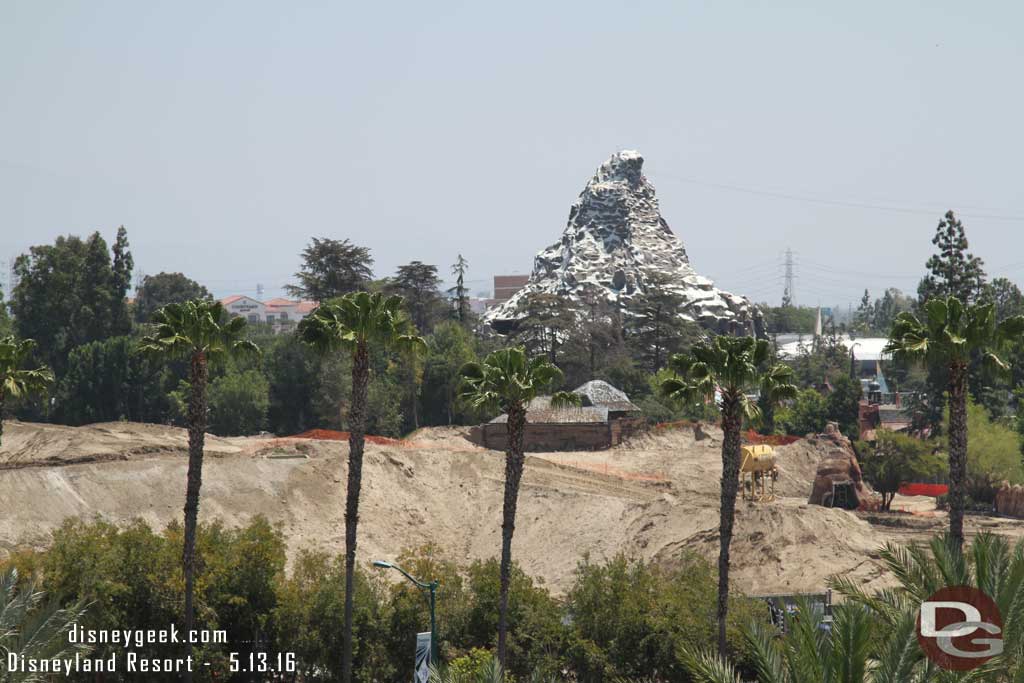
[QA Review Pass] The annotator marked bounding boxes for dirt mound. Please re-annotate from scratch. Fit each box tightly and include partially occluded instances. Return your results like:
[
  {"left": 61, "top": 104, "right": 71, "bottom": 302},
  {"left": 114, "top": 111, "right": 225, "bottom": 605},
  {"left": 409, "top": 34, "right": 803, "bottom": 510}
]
[
  {"left": 0, "top": 420, "right": 243, "bottom": 469},
  {"left": 3, "top": 421, "right": 1018, "bottom": 597}
]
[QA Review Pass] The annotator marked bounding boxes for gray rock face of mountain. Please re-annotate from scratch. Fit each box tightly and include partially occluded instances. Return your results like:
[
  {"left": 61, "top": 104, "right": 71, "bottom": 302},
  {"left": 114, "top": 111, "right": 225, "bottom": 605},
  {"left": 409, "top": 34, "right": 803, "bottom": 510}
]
[{"left": 484, "top": 150, "right": 762, "bottom": 335}]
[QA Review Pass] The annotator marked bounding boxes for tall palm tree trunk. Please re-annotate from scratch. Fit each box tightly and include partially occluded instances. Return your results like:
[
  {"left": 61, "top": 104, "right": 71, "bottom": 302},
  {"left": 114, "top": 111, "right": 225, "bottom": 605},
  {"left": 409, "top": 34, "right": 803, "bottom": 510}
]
[
  {"left": 182, "top": 351, "right": 208, "bottom": 683},
  {"left": 342, "top": 341, "right": 370, "bottom": 683},
  {"left": 717, "top": 393, "right": 743, "bottom": 655},
  {"left": 497, "top": 403, "right": 526, "bottom": 670},
  {"left": 0, "top": 392, "right": 5, "bottom": 448},
  {"left": 948, "top": 360, "right": 968, "bottom": 548}
]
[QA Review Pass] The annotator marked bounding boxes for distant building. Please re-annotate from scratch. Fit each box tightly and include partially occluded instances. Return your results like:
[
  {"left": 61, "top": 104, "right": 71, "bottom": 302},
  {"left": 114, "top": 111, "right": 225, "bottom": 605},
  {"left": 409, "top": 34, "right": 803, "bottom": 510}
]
[
  {"left": 471, "top": 380, "right": 645, "bottom": 451},
  {"left": 220, "top": 295, "right": 317, "bottom": 332},
  {"left": 221, "top": 295, "right": 266, "bottom": 323},
  {"left": 492, "top": 275, "right": 529, "bottom": 303}
]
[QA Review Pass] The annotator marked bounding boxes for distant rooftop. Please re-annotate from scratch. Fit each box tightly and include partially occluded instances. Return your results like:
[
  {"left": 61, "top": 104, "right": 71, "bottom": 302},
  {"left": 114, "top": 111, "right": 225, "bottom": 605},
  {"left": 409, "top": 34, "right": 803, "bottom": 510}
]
[
  {"left": 488, "top": 380, "right": 639, "bottom": 425},
  {"left": 574, "top": 380, "right": 641, "bottom": 413},
  {"left": 778, "top": 335, "right": 890, "bottom": 362},
  {"left": 489, "top": 396, "right": 608, "bottom": 424}
]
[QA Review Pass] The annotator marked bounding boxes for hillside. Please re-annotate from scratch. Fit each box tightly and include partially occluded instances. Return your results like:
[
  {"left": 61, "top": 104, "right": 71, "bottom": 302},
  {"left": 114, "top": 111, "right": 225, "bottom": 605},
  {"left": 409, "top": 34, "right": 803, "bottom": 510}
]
[{"left": 2, "top": 420, "right": 1018, "bottom": 596}]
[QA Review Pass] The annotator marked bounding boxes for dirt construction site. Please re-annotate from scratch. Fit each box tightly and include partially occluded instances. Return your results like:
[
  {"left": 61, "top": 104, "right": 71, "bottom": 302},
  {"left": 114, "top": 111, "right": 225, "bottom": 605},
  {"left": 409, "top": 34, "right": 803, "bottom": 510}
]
[{"left": 2, "top": 420, "right": 1023, "bottom": 597}]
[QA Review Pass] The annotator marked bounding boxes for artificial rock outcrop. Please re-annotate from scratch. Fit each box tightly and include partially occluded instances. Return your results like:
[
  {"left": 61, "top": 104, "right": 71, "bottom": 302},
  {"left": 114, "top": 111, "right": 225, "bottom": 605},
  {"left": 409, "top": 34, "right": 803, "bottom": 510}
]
[
  {"left": 484, "top": 151, "right": 761, "bottom": 335},
  {"left": 807, "top": 423, "right": 869, "bottom": 509}
]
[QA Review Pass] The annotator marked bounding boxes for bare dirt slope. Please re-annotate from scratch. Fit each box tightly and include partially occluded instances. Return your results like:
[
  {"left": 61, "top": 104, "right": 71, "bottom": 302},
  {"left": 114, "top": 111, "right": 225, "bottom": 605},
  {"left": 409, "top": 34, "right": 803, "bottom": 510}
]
[{"left": 2, "top": 420, "right": 1020, "bottom": 597}]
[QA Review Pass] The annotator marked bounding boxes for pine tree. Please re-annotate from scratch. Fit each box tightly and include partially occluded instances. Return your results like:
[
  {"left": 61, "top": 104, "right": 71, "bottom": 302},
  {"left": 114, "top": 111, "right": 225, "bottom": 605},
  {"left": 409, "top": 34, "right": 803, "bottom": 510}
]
[
  {"left": 111, "top": 226, "right": 133, "bottom": 335},
  {"left": 448, "top": 254, "right": 471, "bottom": 324},
  {"left": 917, "top": 210, "right": 986, "bottom": 305},
  {"left": 286, "top": 238, "right": 374, "bottom": 302},
  {"left": 854, "top": 289, "right": 872, "bottom": 334},
  {"left": 388, "top": 261, "right": 443, "bottom": 334}
]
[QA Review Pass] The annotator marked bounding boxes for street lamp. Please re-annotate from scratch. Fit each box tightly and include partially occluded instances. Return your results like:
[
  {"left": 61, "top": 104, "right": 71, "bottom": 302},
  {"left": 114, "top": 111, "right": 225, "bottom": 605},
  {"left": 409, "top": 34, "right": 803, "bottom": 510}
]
[{"left": 373, "top": 560, "right": 439, "bottom": 664}]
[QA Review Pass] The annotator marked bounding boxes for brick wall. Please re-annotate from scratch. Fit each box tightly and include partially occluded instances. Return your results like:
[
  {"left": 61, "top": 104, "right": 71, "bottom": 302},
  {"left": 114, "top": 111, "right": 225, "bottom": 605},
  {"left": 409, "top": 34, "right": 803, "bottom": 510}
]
[{"left": 481, "top": 423, "right": 611, "bottom": 452}]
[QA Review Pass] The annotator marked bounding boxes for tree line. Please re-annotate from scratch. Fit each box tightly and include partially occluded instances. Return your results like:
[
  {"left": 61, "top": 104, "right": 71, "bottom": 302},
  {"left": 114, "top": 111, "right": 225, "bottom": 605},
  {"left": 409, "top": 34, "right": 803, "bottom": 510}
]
[{"left": 3, "top": 209, "right": 1024, "bottom": 680}]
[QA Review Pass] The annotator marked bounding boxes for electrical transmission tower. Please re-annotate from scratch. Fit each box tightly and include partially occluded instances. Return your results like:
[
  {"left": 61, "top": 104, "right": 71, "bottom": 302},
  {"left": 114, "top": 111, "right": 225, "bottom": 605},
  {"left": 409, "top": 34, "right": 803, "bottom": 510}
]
[
  {"left": 782, "top": 248, "right": 796, "bottom": 306},
  {"left": 5, "top": 258, "right": 17, "bottom": 297}
]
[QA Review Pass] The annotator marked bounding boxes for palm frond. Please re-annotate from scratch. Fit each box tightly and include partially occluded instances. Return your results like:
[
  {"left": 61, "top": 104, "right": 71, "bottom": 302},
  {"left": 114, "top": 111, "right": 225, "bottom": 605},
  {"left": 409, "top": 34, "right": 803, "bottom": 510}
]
[{"left": 678, "top": 646, "right": 745, "bottom": 683}]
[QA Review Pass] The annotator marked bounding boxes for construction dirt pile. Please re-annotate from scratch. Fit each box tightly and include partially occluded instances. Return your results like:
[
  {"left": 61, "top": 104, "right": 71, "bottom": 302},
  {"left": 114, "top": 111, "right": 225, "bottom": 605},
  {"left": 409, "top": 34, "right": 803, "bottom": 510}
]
[{"left": 2, "top": 419, "right": 1022, "bottom": 597}]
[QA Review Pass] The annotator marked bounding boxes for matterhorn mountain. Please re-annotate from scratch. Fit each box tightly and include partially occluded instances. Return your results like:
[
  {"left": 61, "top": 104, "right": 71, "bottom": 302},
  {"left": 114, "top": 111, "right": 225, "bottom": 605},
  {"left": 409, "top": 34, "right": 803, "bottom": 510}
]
[{"left": 484, "top": 150, "right": 762, "bottom": 336}]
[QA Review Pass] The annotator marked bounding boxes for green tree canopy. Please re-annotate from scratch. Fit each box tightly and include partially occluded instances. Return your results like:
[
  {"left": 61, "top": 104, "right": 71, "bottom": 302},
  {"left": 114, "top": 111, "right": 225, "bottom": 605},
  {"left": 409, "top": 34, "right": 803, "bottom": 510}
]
[
  {"left": 286, "top": 237, "right": 373, "bottom": 302},
  {"left": 858, "top": 430, "right": 943, "bottom": 511},
  {"left": 208, "top": 368, "right": 269, "bottom": 436},
  {"left": 917, "top": 209, "right": 987, "bottom": 306},
  {"left": 134, "top": 272, "right": 212, "bottom": 323},
  {"left": 0, "top": 335, "right": 54, "bottom": 446},
  {"left": 11, "top": 230, "right": 130, "bottom": 375},
  {"left": 388, "top": 261, "right": 445, "bottom": 334},
  {"left": 55, "top": 335, "right": 170, "bottom": 425}
]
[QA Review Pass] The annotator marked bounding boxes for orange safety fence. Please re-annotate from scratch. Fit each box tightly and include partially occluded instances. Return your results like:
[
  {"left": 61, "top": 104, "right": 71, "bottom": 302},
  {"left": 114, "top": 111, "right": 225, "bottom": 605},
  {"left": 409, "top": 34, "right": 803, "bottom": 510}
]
[
  {"left": 292, "top": 428, "right": 411, "bottom": 447},
  {"left": 743, "top": 430, "right": 801, "bottom": 446},
  {"left": 898, "top": 482, "right": 948, "bottom": 497}
]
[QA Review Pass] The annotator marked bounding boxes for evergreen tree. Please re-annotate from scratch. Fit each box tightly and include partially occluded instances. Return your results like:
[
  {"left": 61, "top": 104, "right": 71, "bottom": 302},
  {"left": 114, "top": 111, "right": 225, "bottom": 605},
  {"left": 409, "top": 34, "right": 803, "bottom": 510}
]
[
  {"left": 917, "top": 210, "right": 986, "bottom": 305},
  {"left": 625, "top": 278, "right": 702, "bottom": 373},
  {"left": 111, "top": 225, "right": 133, "bottom": 334},
  {"left": 449, "top": 254, "right": 472, "bottom": 324},
  {"left": 512, "top": 292, "right": 576, "bottom": 366},
  {"left": 11, "top": 231, "right": 124, "bottom": 376},
  {"left": 915, "top": 212, "right": 987, "bottom": 433},
  {"left": 0, "top": 285, "right": 11, "bottom": 337},
  {"left": 134, "top": 272, "right": 212, "bottom": 323},
  {"left": 388, "top": 261, "right": 444, "bottom": 334},
  {"left": 983, "top": 277, "right": 1024, "bottom": 322},
  {"left": 286, "top": 238, "right": 373, "bottom": 302},
  {"left": 854, "top": 289, "right": 873, "bottom": 334},
  {"left": 871, "top": 288, "right": 914, "bottom": 333}
]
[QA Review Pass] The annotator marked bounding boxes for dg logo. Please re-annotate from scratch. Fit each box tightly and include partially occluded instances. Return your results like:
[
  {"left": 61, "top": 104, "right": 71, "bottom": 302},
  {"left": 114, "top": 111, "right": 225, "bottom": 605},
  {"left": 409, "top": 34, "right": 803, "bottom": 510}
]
[{"left": 917, "top": 586, "right": 1004, "bottom": 671}]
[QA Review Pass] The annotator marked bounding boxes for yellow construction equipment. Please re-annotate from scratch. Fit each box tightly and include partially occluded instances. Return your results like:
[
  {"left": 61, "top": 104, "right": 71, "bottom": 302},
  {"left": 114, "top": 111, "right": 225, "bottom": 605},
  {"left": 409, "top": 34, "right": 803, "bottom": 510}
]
[{"left": 741, "top": 444, "right": 778, "bottom": 502}]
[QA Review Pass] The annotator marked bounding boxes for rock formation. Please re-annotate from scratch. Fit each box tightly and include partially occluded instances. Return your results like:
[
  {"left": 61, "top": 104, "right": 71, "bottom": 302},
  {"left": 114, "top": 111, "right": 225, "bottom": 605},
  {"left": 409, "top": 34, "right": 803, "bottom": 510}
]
[
  {"left": 808, "top": 423, "right": 869, "bottom": 509},
  {"left": 484, "top": 151, "right": 762, "bottom": 335},
  {"left": 996, "top": 481, "right": 1024, "bottom": 518}
]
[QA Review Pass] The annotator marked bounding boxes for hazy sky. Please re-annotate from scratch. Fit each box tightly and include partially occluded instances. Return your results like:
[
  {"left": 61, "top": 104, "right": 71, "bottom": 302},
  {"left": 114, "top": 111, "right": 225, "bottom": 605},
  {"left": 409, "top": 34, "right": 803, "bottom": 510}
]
[{"left": 2, "top": 1, "right": 1022, "bottom": 310}]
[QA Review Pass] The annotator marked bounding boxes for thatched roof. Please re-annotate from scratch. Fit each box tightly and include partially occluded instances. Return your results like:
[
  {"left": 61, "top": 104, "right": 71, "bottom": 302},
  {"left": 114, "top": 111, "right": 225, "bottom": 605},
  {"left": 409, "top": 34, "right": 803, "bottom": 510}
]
[
  {"left": 489, "top": 396, "right": 608, "bottom": 424},
  {"left": 488, "top": 381, "right": 639, "bottom": 425}
]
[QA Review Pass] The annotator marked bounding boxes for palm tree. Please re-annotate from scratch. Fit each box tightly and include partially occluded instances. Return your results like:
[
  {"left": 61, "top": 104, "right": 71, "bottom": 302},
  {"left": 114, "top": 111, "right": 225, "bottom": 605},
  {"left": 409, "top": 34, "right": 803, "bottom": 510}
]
[
  {"left": 138, "top": 300, "right": 258, "bottom": 680},
  {"left": 0, "top": 567, "right": 92, "bottom": 683},
  {"left": 885, "top": 296, "right": 1024, "bottom": 547},
  {"left": 458, "top": 347, "right": 580, "bottom": 670},
  {"left": 683, "top": 598, "right": 925, "bottom": 683},
  {"left": 297, "top": 291, "right": 425, "bottom": 683},
  {"left": 685, "top": 532, "right": 1024, "bottom": 682},
  {"left": 836, "top": 532, "right": 1024, "bottom": 681},
  {"left": 660, "top": 336, "right": 797, "bottom": 655},
  {"left": 0, "top": 336, "right": 53, "bottom": 448}
]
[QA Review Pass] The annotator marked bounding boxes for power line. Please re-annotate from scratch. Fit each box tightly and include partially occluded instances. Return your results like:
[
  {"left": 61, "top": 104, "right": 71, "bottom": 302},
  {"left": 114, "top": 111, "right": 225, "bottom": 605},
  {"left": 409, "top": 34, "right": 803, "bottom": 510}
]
[{"left": 656, "top": 172, "right": 1024, "bottom": 221}]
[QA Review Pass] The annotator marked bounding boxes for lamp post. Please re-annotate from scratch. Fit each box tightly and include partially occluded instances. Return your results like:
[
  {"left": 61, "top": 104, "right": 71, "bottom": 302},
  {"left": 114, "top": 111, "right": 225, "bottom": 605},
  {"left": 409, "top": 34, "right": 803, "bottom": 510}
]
[{"left": 373, "top": 560, "right": 438, "bottom": 664}]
